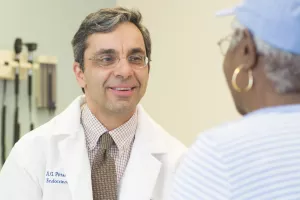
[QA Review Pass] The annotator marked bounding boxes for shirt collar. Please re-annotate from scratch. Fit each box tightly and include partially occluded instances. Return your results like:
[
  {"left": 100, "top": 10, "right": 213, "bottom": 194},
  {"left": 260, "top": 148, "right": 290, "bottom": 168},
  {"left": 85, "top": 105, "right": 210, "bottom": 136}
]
[
  {"left": 245, "top": 104, "right": 300, "bottom": 117},
  {"left": 81, "top": 104, "right": 137, "bottom": 151}
]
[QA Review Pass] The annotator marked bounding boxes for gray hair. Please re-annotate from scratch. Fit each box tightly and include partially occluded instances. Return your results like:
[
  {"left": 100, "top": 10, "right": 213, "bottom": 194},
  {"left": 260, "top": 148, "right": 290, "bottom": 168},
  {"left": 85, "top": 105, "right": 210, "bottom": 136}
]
[
  {"left": 230, "top": 18, "right": 300, "bottom": 94},
  {"left": 71, "top": 7, "right": 152, "bottom": 71}
]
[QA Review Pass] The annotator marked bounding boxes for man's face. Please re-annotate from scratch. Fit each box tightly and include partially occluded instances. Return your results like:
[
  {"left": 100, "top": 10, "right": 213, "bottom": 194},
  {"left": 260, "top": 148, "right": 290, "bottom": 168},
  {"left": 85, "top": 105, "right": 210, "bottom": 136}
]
[{"left": 74, "top": 22, "right": 149, "bottom": 115}]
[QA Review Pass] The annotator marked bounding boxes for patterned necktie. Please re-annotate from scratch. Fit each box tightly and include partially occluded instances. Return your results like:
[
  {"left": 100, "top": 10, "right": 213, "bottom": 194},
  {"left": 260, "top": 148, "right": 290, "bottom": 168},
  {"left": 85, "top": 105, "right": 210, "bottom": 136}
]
[{"left": 91, "top": 132, "right": 117, "bottom": 200}]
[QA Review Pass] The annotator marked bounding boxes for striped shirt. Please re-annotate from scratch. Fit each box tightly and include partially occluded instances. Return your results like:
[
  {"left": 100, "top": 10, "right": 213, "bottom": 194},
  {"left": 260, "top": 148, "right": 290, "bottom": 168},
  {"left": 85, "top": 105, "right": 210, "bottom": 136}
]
[
  {"left": 170, "top": 106, "right": 300, "bottom": 200},
  {"left": 81, "top": 104, "right": 137, "bottom": 184}
]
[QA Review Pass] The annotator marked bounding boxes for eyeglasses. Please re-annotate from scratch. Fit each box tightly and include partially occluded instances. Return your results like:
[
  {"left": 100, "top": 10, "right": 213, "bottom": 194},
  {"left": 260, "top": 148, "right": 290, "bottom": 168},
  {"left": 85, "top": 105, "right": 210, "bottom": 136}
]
[
  {"left": 88, "top": 54, "right": 150, "bottom": 69},
  {"left": 217, "top": 34, "right": 233, "bottom": 56}
]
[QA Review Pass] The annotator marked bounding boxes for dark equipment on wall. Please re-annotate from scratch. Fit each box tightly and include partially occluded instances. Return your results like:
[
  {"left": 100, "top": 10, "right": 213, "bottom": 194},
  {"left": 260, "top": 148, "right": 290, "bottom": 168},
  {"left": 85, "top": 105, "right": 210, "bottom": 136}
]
[
  {"left": 13, "top": 38, "right": 22, "bottom": 145},
  {"left": 1, "top": 62, "right": 9, "bottom": 165},
  {"left": 0, "top": 38, "right": 56, "bottom": 167},
  {"left": 24, "top": 43, "right": 37, "bottom": 131}
]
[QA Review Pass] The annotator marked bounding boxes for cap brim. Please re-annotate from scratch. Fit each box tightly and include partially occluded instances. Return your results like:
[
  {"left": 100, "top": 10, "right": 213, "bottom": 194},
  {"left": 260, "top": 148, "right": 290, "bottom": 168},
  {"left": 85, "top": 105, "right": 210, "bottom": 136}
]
[{"left": 215, "top": 6, "right": 237, "bottom": 17}]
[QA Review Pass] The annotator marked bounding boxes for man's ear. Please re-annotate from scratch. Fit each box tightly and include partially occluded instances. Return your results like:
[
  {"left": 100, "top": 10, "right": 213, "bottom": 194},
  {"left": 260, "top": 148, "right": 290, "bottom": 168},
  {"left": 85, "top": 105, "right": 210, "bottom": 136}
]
[
  {"left": 73, "top": 62, "right": 86, "bottom": 88},
  {"left": 239, "top": 29, "right": 258, "bottom": 70}
]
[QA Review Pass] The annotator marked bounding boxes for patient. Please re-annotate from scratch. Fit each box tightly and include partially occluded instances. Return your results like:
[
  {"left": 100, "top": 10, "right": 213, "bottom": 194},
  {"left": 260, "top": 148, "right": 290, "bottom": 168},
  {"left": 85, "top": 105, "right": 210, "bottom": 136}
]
[{"left": 170, "top": 0, "right": 300, "bottom": 199}]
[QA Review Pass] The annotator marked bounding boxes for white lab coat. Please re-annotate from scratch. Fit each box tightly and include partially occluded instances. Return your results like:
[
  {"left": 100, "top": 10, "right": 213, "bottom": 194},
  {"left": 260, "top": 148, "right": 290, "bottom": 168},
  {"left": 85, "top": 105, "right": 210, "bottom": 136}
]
[{"left": 0, "top": 95, "right": 186, "bottom": 200}]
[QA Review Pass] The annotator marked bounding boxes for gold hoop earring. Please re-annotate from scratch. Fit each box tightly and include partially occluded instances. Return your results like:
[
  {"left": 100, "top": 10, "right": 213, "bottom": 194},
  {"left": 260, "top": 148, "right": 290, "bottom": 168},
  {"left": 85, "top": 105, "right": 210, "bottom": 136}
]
[{"left": 231, "top": 65, "right": 253, "bottom": 92}]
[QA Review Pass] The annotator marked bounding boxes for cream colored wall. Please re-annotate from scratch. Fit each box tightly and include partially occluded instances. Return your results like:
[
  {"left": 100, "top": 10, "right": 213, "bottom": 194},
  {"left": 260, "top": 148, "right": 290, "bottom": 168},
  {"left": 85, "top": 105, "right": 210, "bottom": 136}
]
[{"left": 116, "top": 0, "right": 241, "bottom": 145}]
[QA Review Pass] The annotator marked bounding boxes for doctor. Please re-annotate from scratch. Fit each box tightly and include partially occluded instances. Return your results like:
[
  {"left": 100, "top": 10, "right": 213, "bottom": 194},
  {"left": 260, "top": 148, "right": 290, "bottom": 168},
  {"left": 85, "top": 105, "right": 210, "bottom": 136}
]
[{"left": 0, "top": 7, "right": 186, "bottom": 200}]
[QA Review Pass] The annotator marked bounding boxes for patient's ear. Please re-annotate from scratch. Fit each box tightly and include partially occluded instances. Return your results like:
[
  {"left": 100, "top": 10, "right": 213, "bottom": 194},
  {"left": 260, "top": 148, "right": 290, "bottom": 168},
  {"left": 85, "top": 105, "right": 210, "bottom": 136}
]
[{"left": 238, "top": 29, "right": 258, "bottom": 70}]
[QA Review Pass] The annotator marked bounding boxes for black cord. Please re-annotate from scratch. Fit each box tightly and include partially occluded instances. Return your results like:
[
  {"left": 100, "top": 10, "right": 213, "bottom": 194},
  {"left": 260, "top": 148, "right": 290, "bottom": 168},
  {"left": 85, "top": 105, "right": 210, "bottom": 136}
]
[
  {"left": 13, "top": 55, "right": 20, "bottom": 145},
  {"left": 1, "top": 79, "right": 7, "bottom": 165},
  {"left": 28, "top": 58, "right": 34, "bottom": 131}
]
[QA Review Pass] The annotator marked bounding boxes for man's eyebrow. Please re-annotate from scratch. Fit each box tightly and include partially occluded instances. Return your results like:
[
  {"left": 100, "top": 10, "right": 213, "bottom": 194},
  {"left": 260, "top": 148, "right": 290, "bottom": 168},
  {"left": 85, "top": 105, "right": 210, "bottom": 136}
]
[
  {"left": 92, "top": 48, "right": 146, "bottom": 57},
  {"left": 128, "top": 48, "right": 146, "bottom": 55},
  {"left": 94, "top": 49, "right": 117, "bottom": 56}
]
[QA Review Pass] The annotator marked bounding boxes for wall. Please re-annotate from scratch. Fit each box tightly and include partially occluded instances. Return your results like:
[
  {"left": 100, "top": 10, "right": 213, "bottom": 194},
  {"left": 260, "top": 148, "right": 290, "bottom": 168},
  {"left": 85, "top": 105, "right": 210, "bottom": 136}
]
[
  {"left": 116, "top": 0, "right": 241, "bottom": 145},
  {"left": 0, "top": 0, "right": 116, "bottom": 165}
]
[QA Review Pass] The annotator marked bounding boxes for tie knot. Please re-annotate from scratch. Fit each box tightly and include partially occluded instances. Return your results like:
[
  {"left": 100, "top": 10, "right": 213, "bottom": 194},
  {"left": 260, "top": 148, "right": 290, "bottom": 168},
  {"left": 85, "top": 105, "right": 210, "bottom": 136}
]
[{"left": 99, "top": 132, "right": 114, "bottom": 150}]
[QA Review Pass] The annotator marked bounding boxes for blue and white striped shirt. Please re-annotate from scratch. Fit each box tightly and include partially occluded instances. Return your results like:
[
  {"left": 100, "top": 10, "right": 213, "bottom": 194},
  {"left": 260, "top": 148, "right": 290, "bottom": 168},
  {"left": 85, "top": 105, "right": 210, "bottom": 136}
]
[{"left": 170, "top": 105, "right": 300, "bottom": 200}]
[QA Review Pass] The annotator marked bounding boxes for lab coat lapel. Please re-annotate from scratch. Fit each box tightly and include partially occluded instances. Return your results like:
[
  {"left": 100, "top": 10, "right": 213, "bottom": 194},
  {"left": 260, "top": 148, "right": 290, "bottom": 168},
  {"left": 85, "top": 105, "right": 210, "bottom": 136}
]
[
  {"left": 119, "top": 105, "right": 167, "bottom": 200},
  {"left": 55, "top": 96, "right": 93, "bottom": 200},
  {"left": 59, "top": 129, "right": 93, "bottom": 200}
]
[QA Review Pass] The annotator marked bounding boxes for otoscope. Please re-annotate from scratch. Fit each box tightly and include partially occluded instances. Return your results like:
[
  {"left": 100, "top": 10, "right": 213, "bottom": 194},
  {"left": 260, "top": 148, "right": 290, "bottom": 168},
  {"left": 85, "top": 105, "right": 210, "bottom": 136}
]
[
  {"left": 24, "top": 43, "right": 37, "bottom": 131},
  {"left": 13, "top": 38, "right": 22, "bottom": 145}
]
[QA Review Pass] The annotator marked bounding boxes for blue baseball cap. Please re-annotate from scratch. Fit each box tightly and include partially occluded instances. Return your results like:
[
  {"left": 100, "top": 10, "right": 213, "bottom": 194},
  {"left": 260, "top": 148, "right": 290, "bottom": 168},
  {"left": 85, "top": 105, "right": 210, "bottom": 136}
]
[{"left": 216, "top": 0, "right": 300, "bottom": 55}]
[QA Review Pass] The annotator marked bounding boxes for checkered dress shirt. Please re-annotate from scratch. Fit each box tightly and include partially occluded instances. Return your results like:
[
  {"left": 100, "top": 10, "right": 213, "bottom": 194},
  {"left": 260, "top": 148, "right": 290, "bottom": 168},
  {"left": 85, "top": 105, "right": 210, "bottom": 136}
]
[{"left": 81, "top": 104, "right": 137, "bottom": 183}]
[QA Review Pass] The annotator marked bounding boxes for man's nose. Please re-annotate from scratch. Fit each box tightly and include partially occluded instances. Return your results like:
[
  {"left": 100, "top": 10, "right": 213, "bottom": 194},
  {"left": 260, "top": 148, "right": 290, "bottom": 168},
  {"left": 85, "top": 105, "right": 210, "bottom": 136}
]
[{"left": 113, "top": 58, "right": 134, "bottom": 79}]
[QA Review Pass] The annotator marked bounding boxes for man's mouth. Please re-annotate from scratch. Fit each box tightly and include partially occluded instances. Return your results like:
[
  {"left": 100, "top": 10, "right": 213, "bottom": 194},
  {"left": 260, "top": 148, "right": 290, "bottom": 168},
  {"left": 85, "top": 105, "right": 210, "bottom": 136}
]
[
  {"left": 108, "top": 87, "right": 137, "bottom": 97},
  {"left": 109, "top": 87, "right": 136, "bottom": 91}
]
